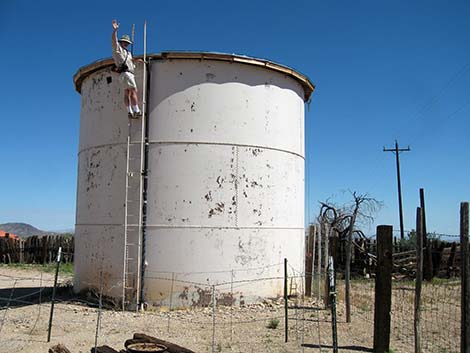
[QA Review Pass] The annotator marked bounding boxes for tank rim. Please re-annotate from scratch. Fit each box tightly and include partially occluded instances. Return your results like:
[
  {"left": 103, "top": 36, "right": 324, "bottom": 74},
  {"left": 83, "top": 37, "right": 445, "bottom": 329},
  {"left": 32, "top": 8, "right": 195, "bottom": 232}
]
[{"left": 73, "top": 51, "right": 315, "bottom": 101}]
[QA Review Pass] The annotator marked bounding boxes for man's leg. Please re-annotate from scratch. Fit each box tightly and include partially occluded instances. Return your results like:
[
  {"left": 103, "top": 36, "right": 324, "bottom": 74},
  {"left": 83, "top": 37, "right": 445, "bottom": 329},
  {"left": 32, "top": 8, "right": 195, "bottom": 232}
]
[
  {"left": 129, "top": 88, "right": 141, "bottom": 117},
  {"left": 124, "top": 89, "right": 133, "bottom": 118}
]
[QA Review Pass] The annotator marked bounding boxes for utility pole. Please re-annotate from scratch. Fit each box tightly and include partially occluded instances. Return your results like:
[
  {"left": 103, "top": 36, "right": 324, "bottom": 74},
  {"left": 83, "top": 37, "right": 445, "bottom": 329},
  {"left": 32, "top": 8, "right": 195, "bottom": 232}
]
[{"left": 383, "top": 140, "right": 410, "bottom": 240}]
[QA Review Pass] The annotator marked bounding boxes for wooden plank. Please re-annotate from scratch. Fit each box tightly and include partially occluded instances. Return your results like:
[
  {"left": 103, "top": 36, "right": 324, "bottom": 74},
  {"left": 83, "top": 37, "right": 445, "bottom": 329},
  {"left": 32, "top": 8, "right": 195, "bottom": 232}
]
[
  {"left": 373, "top": 225, "right": 393, "bottom": 353},
  {"left": 461, "top": 202, "right": 470, "bottom": 353},
  {"left": 49, "top": 344, "right": 72, "bottom": 353},
  {"left": 131, "top": 333, "right": 196, "bottom": 353},
  {"left": 91, "top": 346, "right": 120, "bottom": 353}
]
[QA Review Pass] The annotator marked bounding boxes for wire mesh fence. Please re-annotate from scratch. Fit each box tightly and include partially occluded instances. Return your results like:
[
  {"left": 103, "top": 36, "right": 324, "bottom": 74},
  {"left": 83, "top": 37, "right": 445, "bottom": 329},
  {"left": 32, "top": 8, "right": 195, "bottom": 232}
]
[
  {"left": 0, "top": 263, "right": 332, "bottom": 353},
  {"left": 0, "top": 258, "right": 464, "bottom": 353}
]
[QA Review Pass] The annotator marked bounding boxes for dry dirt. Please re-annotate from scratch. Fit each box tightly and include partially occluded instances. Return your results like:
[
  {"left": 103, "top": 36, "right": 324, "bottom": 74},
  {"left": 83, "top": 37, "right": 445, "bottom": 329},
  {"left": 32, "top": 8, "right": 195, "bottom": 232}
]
[{"left": 0, "top": 267, "right": 455, "bottom": 353}]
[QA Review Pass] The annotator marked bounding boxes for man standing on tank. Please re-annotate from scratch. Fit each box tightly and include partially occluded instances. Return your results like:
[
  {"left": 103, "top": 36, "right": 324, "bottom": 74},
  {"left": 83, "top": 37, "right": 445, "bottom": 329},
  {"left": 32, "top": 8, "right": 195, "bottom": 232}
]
[{"left": 112, "top": 19, "right": 142, "bottom": 119}]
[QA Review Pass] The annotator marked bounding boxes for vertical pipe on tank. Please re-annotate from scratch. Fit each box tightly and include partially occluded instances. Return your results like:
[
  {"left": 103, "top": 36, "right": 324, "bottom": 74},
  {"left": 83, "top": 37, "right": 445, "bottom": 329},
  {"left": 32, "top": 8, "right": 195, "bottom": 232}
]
[{"left": 138, "top": 21, "right": 149, "bottom": 308}]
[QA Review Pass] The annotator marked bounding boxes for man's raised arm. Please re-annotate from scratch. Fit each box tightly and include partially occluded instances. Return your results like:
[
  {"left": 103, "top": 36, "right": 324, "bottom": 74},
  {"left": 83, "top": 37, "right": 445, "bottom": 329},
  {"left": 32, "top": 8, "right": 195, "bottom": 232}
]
[{"left": 112, "top": 19, "right": 119, "bottom": 50}]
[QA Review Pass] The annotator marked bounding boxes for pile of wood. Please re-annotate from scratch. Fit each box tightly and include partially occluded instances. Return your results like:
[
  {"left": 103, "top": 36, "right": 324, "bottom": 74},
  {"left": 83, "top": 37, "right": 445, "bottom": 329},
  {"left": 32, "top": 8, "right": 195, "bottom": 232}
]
[
  {"left": 49, "top": 333, "right": 196, "bottom": 353},
  {"left": 0, "top": 234, "right": 74, "bottom": 264}
]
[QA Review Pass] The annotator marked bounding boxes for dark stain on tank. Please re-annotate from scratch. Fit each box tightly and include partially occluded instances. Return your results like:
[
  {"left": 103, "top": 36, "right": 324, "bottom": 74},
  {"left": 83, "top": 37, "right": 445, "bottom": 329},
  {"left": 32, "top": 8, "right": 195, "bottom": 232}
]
[
  {"left": 190, "top": 102, "right": 196, "bottom": 112},
  {"left": 231, "top": 196, "right": 236, "bottom": 206},
  {"left": 179, "top": 287, "right": 189, "bottom": 300},
  {"left": 217, "top": 292, "right": 235, "bottom": 306},
  {"left": 251, "top": 181, "right": 262, "bottom": 188},
  {"left": 206, "top": 73, "right": 216, "bottom": 81},
  {"left": 243, "top": 191, "right": 248, "bottom": 198},
  {"left": 190, "top": 128, "right": 194, "bottom": 133},
  {"left": 251, "top": 148, "right": 262, "bottom": 156},
  {"left": 192, "top": 287, "right": 212, "bottom": 307},
  {"left": 204, "top": 191, "right": 213, "bottom": 202},
  {"left": 216, "top": 176, "right": 224, "bottom": 188}
]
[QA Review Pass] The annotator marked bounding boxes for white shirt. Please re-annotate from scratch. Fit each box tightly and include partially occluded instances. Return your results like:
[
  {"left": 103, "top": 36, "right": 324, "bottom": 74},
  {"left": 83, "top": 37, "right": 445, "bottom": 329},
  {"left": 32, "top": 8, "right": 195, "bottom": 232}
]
[{"left": 112, "top": 38, "right": 135, "bottom": 74}]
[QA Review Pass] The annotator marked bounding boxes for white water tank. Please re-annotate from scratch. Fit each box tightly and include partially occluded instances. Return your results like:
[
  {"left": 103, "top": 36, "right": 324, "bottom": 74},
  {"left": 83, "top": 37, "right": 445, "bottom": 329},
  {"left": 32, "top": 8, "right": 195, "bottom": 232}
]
[{"left": 73, "top": 52, "right": 314, "bottom": 307}]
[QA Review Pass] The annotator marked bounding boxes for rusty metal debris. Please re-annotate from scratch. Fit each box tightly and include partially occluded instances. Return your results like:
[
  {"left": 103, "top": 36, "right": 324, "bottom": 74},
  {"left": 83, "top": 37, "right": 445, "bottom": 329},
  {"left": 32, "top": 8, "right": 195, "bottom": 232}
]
[
  {"left": 90, "top": 332, "right": 196, "bottom": 353},
  {"left": 126, "top": 342, "right": 167, "bottom": 353}
]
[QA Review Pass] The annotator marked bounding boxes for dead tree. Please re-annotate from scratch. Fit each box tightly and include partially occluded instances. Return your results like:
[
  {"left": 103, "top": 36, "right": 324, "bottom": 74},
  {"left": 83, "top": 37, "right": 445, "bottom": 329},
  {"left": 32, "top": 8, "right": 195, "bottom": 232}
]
[{"left": 319, "top": 191, "right": 382, "bottom": 322}]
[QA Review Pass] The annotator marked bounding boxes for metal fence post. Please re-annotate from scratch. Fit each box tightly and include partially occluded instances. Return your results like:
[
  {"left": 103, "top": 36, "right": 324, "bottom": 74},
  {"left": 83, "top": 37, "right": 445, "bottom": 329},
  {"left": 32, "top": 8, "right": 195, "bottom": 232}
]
[
  {"left": 47, "top": 246, "right": 62, "bottom": 342},
  {"left": 230, "top": 269, "right": 234, "bottom": 342},
  {"left": 94, "top": 270, "right": 104, "bottom": 352},
  {"left": 284, "top": 258, "right": 288, "bottom": 343},
  {"left": 167, "top": 272, "right": 175, "bottom": 333},
  {"left": 328, "top": 256, "right": 338, "bottom": 353},
  {"left": 211, "top": 284, "right": 216, "bottom": 353}
]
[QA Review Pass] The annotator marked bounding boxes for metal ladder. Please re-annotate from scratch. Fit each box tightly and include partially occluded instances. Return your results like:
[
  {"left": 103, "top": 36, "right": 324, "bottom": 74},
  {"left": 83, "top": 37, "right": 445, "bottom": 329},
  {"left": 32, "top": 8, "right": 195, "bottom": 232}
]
[
  {"left": 122, "top": 22, "right": 148, "bottom": 310},
  {"left": 122, "top": 114, "right": 146, "bottom": 310}
]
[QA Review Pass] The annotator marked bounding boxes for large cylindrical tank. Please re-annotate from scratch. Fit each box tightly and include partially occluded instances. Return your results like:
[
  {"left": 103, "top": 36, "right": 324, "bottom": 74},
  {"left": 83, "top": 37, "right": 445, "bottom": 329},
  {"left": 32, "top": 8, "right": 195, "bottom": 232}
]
[{"left": 73, "top": 52, "right": 314, "bottom": 306}]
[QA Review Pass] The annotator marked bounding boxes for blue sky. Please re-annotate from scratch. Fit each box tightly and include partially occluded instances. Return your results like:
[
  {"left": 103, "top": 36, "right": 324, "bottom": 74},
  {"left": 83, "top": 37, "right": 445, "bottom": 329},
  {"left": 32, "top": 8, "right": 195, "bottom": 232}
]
[{"left": 0, "top": 0, "right": 468, "bottom": 235}]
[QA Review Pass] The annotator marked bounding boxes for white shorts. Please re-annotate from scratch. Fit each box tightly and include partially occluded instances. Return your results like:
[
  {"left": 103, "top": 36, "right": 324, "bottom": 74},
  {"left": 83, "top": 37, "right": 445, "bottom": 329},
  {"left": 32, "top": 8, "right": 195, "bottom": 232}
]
[{"left": 119, "top": 72, "right": 137, "bottom": 89}]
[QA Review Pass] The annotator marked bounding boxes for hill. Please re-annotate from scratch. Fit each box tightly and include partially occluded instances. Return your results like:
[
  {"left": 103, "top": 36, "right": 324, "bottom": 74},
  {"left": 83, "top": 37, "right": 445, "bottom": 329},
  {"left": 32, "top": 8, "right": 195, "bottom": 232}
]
[{"left": 0, "top": 222, "right": 49, "bottom": 238}]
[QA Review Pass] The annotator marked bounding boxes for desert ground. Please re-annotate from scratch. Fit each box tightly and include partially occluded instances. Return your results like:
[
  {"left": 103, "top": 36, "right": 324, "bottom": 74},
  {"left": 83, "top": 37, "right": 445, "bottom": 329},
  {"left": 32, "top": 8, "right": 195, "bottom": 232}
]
[{"left": 0, "top": 266, "right": 457, "bottom": 353}]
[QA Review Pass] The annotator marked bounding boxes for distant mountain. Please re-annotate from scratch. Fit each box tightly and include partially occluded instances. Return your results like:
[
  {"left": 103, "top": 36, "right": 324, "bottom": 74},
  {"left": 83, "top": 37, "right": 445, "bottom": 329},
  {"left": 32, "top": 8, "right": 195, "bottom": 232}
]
[{"left": 0, "top": 223, "right": 50, "bottom": 237}]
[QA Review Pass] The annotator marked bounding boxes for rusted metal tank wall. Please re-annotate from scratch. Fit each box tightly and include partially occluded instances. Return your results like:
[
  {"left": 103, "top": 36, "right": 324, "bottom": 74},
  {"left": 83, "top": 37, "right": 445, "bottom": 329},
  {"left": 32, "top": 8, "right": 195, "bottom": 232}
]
[
  {"left": 143, "top": 59, "right": 305, "bottom": 305},
  {"left": 74, "top": 54, "right": 309, "bottom": 306}
]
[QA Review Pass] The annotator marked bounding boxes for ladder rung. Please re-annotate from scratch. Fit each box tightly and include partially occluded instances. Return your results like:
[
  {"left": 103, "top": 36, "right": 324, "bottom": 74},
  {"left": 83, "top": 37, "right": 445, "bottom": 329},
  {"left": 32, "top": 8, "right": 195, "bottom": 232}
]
[{"left": 126, "top": 243, "right": 136, "bottom": 246}]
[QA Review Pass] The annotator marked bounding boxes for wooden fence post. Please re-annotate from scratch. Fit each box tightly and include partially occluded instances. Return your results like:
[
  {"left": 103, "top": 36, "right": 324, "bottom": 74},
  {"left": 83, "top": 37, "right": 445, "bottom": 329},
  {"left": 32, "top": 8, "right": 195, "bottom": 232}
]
[
  {"left": 415, "top": 207, "right": 423, "bottom": 353},
  {"left": 305, "top": 225, "right": 315, "bottom": 297},
  {"left": 461, "top": 202, "right": 470, "bottom": 353},
  {"left": 420, "top": 188, "right": 433, "bottom": 281},
  {"left": 373, "top": 225, "right": 393, "bottom": 353}
]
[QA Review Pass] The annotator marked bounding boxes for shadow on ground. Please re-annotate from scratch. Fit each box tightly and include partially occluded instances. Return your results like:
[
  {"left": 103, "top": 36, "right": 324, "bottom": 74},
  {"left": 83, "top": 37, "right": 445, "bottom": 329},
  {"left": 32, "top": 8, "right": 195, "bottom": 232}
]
[
  {"left": 302, "top": 344, "right": 373, "bottom": 352},
  {"left": 0, "top": 285, "right": 74, "bottom": 308}
]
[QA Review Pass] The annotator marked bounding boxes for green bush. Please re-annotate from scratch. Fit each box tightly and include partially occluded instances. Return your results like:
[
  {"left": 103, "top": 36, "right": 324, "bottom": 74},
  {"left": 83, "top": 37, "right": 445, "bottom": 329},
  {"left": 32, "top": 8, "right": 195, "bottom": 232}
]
[{"left": 266, "top": 318, "right": 280, "bottom": 329}]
